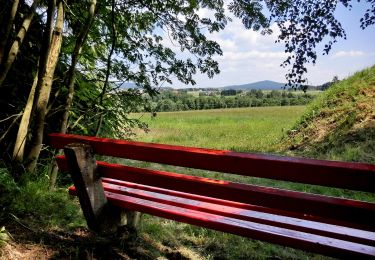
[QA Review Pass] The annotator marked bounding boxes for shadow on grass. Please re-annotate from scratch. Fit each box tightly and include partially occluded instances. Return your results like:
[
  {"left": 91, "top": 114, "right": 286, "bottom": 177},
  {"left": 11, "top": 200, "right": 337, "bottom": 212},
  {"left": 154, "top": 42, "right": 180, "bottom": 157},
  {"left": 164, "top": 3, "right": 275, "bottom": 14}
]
[
  {"left": 3, "top": 215, "right": 192, "bottom": 260},
  {"left": 289, "top": 117, "right": 375, "bottom": 164}
]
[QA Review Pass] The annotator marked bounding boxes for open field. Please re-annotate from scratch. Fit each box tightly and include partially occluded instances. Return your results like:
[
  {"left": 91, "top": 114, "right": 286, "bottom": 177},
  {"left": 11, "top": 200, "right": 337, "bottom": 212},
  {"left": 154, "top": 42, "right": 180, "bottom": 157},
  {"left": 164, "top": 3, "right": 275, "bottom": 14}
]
[
  {"left": 125, "top": 106, "right": 333, "bottom": 259},
  {"left": 133, "top": 106, "right": 307, "bottom": 152},
  {"left": 130, "top": 105, "right": 374, "bottom": 199},
  {"left": 126, "top": 103, "right": 375, "bottom": 259}
]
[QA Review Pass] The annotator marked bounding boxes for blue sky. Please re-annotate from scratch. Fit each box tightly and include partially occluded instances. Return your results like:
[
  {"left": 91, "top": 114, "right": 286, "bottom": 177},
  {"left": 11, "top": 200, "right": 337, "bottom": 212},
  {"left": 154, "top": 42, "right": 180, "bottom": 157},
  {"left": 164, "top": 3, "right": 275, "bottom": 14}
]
[{"left": 170, "top": 2, "right": 375, "bottom": 88}]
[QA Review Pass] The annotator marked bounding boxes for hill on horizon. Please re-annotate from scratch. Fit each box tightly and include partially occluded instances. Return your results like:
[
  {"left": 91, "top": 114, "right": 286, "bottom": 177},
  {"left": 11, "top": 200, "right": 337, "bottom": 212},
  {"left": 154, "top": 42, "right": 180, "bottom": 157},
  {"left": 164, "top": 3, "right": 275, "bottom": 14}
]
[
  {"left": 121, "top": 80, "right": 286, "bottom": 90},
  {"left": 120, "top": 82, "right": 137, "bottom": 89},
  {"left": 222, "top": 80, "right": 286, "bottom": 90}
]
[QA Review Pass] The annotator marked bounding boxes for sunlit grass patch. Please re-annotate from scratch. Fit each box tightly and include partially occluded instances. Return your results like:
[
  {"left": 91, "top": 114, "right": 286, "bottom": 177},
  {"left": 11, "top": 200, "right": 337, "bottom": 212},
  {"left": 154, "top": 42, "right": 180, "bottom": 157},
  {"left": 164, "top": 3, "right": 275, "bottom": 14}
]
[{"left": 133, "top": 106, "right": 306, "bottom": 152}]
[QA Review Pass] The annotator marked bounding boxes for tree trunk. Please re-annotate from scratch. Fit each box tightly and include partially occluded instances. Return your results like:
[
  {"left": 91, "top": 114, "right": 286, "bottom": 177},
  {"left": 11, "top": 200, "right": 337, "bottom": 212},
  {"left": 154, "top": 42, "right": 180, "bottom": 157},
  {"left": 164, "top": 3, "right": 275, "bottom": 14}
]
[
  {"left": 12, "top": 69, "right": 38, "bottom": 162},
  {"left": 0, "top": 0, "right": 19, "bottom": 64},
  {"left": 49, "top": 0, "right": 97, "bottom": 189},
  {"left": 95, "top": 0, "right": 116, "bottom": 137},
  {"left": 26, "top": 0, "right": 64, "bottom": 173},
  {"left": 0, "top": 0, "right": 40, "bottom": 88},
  {"left": 11, "top": 0, "right": 54, "bottom": 174},
  {"left": 60, "top": 0, "right": 96, "bottom": 135}
]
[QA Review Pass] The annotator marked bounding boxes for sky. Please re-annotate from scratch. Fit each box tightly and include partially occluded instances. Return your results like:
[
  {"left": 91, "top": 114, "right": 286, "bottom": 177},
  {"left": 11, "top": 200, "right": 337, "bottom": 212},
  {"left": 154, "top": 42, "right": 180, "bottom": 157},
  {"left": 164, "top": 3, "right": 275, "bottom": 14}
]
[{"left": 168, "top": 2, "right": 375, "bottom": 88}]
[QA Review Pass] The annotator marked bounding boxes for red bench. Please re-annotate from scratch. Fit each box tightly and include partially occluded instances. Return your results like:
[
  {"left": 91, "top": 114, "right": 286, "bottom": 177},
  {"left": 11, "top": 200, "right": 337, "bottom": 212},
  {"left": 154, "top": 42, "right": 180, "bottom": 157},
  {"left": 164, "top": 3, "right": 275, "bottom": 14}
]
[{"left": 49, "top": 133, "right": 375, "bottom": 258}]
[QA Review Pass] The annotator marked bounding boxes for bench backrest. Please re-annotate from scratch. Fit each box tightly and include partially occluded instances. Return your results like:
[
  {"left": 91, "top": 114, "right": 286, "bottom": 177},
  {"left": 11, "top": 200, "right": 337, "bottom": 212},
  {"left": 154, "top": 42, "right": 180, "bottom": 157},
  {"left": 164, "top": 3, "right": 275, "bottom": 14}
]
[{"left": 49, "top": 133, "right": 375, "bottom": 229}]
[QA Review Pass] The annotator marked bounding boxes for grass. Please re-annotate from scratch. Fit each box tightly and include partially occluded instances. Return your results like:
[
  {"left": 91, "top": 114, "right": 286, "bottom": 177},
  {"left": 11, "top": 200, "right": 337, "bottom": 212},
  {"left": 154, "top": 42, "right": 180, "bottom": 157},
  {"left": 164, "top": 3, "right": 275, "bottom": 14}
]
[
  {"left": 133, "top": 106, "right": 306, "bottom": 152},
  {"left": 126, "top": 105, "right": 336, "bottom": 259},
  {"left": 3, "top": 67, "right": 373, "bottom": 259},
  {"left": 10, "top": 177, "right": 85, "bottom": 230},
  {"left": 127, "top": 70, "right": 375, "bottom": 258},
  {"left": 281, "top": 66, "right": 375, "bottom": 164},
  {"left": 0, "top": 227, "right": 9, "bottom": 248},
  {"left": 135, "top": 215, "right": 326, "bottom": 260},
  {"left": 0, "top": 166, "right": 85, "bottom": 231}
]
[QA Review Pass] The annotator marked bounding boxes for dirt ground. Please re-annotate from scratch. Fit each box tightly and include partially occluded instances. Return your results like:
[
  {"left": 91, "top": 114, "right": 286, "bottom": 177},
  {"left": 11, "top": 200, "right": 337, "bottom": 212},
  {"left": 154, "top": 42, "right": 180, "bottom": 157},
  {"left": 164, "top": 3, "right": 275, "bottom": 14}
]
[
  {"left": 0, "top": 218, "right": 193, "bottom": 260},
  {"left": 0, "top": 214, "right": 153, "bottom": 260}
]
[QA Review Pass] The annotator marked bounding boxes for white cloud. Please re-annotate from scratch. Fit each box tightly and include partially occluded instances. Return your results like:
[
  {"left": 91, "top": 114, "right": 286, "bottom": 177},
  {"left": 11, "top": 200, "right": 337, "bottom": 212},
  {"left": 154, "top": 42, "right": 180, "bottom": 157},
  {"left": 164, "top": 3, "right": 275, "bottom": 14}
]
[
  {"left": 158, "top": 6, "right": 375, "bottom": 88},
  {"left": 332, "top": 50, "right": 365, "bottom": 58},
  {"left": 219, "top": 50, "right": 287, "bottom": 61},
  {"left": 211, "top": 19, "right": 280, "bottom": 50},
  {"left": 211, "top": 37, "right": 238, "bottom": 52},
  {"left": 255, "top": 62, "right": 283, "bottom": 70}
]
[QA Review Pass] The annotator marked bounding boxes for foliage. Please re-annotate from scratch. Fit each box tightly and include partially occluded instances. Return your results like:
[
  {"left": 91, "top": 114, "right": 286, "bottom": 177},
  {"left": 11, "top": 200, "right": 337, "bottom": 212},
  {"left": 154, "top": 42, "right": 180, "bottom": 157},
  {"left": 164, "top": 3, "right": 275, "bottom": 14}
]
[
  {"left": 9, "top": 171, "right": 85, "bottom": 229},
  {"left": 0, "top": 0, "right": 229, "bottom": 169},
  {"left": 229, "top": 0, "right": 375, "bottom": 86},
  {"left": 315, "top": 75, "right": 341, "bottom": 91},
  {"left": 0, "top": 0, "right": 42, "bottom": 157},
  {"left": 220, "top": 89, "right": 238, "bottom": 96},
  {"left": 0, "top": 168, "right": 19, "bottom": 220},
  {"left": 0, "top": 0, "right": 374, "bottom": 172},
  {"left": 0, "top": 166, "right": 84, "bottom": 230},
  {"left": 143, "top": 89, "right": 315, "bottom": 112},
  {"left": 64, "top": 75, "right": 149, "bottom": 139}
]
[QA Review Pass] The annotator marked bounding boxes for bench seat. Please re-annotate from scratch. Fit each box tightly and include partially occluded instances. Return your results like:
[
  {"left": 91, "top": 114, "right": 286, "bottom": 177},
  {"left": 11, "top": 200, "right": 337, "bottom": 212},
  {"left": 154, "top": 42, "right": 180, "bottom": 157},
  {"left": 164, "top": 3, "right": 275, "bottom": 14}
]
[
  {"left": 67, "top": 179, "right": 375, "bottom": 258},
  {"left": 49, "top": 133, "right": 375, "bottom": 258}
]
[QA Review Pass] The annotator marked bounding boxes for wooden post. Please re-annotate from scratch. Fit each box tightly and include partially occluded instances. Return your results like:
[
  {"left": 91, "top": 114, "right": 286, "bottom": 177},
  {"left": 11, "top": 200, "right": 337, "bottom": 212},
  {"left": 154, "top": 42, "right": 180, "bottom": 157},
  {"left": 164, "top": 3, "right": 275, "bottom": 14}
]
[{"left": 63, "top": 143, "right": 127, "bottom": 233}]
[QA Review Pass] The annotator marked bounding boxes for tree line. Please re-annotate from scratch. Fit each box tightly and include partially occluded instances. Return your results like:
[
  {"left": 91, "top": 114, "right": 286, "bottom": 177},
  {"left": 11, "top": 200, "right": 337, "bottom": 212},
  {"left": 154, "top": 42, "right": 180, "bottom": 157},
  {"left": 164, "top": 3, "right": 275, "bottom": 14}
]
[{"left": 144, "top": 89, "right": 315, "bottom": 112}]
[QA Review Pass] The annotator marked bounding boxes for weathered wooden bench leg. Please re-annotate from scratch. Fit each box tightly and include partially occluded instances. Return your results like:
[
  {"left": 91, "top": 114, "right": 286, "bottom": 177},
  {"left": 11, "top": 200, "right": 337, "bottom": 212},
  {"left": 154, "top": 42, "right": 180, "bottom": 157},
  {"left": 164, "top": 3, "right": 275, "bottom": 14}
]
[
  {"left": 125, "top": 211, "right": 141, "bottom": 228},
  {"left": 64, "top": 143, "right": 132, "bottom": 234}
]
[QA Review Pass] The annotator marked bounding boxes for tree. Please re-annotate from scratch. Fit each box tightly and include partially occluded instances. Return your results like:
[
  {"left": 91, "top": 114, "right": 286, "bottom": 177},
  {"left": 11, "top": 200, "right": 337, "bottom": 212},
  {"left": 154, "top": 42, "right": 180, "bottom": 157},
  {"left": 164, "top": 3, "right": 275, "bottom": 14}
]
[
  {"left": 0, "top": 0, "right": 374, "bottom": 179},
  {"left": 4, "top": 0, "right": 228, "bottom": 175},
  {"left": 0, "top": 0, "right": 19, "bottom": 64},
  {"left": 48, "top": 0, "right": 97, "bottom": 188},
  {"left": 0, "top": 0, "right": 41, "bottom": 88},
  {"left": 26, "top": 0, "right": 65, "bottom": 172},
  {"left": 229, "top": 0, "right": 375, "bottom": 86},
  {"left": 221, "top": 89, "right": 237, "bottom": 96}
]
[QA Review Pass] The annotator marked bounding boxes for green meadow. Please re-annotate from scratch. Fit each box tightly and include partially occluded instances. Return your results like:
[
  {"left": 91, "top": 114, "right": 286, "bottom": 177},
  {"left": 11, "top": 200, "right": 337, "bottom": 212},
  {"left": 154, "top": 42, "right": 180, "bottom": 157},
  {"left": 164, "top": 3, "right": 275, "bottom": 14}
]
[
  {"left": 126, "top": 99, "right": 374, "bottom": 259},
  {"left": 127, "top": 106, "right": 333, "bottom": 259},
  {"left": 133, "top": 106, "right": 306, "bottom": 152}
]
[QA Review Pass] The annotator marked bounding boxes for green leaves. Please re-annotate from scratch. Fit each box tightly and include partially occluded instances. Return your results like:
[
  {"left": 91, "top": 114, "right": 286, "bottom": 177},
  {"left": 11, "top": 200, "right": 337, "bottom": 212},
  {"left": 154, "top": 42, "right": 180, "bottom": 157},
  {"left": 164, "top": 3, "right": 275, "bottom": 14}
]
[
  {"left": 229, "top": 0, "right": 374, "bottom": 88},
  {"left": 69, "top": 1, "right": 217, "bottom": 94}
]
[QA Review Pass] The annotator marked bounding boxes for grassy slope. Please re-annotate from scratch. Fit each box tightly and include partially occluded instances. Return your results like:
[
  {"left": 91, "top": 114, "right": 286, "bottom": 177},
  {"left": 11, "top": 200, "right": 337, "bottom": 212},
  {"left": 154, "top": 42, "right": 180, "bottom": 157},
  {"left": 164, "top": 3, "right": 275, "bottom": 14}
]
[{"left": 281, "top": 66, "right": 375, "bottom": 164}]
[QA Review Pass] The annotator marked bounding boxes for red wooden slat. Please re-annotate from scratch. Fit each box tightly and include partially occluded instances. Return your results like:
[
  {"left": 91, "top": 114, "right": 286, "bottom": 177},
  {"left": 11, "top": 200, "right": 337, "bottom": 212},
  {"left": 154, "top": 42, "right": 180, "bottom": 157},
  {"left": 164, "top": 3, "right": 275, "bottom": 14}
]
[
  {"left": 56, "top": 156, "right": 375, "bottom": 228},
  {"left": 102, "top": 178, "right": 281, "bottom": 213},
  {"left": 101, "top": 178, "right": 369, "bottom": 229},
  {"left": 106, "top": 192, "right": 375, "bottom": 258},
  {"left": 69, "top": 182, "right": 375, "bottom": 246},
  {"left": 49, "top": 133, "right": 375, "bottom": 192}
]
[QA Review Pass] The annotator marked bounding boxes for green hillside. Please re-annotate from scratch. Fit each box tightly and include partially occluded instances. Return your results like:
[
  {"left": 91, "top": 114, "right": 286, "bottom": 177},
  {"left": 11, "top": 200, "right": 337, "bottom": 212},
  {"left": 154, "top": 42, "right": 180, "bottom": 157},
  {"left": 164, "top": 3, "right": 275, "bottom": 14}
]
[{"left": 282, "top": 66, "right": 375, "bottom": 163}]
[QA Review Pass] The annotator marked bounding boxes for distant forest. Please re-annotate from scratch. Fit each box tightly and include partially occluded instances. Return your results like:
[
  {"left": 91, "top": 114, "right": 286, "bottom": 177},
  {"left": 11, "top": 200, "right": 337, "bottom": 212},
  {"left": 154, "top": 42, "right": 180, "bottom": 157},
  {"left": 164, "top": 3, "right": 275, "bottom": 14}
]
[{"left": 142, "top": 89, "right": 316, "bottom": 112}]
